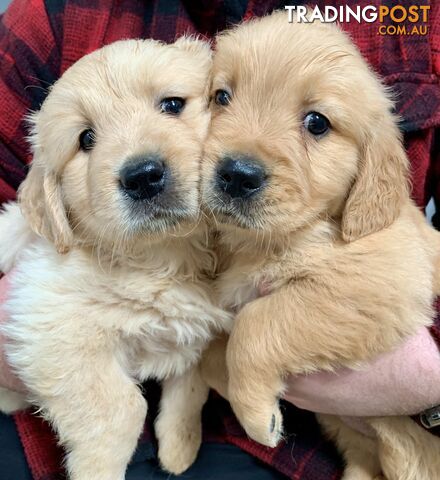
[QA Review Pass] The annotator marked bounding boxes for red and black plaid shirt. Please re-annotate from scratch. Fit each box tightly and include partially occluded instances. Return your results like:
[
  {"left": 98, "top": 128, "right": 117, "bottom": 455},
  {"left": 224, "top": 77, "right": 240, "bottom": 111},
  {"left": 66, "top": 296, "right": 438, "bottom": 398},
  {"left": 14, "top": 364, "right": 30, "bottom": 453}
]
[{"left": 1, "top": 0, "right": 439, "bottom": 479}]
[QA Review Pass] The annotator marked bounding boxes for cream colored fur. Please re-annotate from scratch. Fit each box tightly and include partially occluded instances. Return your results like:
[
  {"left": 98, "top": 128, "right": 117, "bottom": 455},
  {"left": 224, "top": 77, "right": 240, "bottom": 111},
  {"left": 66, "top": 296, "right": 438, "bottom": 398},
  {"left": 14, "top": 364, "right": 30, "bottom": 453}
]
[
  {"left": 201, "top": 11, "right": 440, "bottom": 479},
  {"left": 0, "top": 38, "right": 232, "bottom": 480}
]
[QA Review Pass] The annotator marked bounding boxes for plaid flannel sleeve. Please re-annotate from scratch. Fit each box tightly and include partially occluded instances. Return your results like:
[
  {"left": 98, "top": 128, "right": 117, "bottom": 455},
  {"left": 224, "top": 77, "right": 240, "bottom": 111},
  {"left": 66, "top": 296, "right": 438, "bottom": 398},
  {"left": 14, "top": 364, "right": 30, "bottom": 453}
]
[{"left": 0, "top": 0, "right": 63, "bottom": 205}]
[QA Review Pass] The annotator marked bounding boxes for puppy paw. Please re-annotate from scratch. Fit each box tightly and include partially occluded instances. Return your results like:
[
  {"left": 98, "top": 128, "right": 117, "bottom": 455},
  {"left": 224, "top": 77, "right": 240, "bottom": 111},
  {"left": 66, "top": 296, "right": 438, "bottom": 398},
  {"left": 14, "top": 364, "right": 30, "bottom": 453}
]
[
  {"left": 157, "top": 418, "right": 201, "bottom": 475},
  {"left": 236, "top": 402, "right": 283, "bottom": 448}
]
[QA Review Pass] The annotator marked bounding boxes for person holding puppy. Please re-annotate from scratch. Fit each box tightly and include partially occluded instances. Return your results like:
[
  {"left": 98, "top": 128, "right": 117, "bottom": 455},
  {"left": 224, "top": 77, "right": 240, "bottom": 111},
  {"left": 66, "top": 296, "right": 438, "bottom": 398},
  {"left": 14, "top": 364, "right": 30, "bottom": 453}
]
[{"left": 0, "top": 0, "right": 439, "bottom": 479}]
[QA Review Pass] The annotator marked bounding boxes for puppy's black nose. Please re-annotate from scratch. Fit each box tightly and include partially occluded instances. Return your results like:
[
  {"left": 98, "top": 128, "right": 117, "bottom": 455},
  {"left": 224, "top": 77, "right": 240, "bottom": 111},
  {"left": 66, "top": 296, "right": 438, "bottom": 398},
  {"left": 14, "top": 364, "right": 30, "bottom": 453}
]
[
  {"left": 217, "top": 156, "right": 266, "bottom": 199},
  {"left": 120, "top": 157, "right": 166, "bottom": 200}
]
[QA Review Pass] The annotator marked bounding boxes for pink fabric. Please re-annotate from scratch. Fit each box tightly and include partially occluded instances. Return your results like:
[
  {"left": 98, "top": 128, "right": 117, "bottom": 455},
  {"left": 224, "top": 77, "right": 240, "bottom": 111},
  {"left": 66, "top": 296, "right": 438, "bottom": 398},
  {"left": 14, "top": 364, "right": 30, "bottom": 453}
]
[
  {"left": 0, "top": 273, "right": 25, "bottom": 392},
  {"left": 284, "top": 327, "right": 440, "bottom": 416}
]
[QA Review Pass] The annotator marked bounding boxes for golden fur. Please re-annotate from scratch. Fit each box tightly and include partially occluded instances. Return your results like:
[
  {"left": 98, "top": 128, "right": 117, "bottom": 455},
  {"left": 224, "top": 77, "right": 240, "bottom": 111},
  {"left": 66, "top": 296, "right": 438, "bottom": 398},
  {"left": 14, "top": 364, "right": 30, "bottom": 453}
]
[
  {"left": 201, "top": 11, "right": 440, "bottom": 479},
  {"left": 0, "top": 38, "right": 233, "bottom": 479}
]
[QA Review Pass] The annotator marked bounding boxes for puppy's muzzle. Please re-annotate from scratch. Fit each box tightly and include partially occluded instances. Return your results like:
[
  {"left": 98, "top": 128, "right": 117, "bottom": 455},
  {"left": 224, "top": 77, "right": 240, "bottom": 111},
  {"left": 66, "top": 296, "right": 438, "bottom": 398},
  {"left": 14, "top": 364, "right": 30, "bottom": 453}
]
[
  {"left": 216, "top": 155, "right": 266, "bottom": 199},
  {"left": 120, "top": 155, "right": 167, "bottom": 201}
]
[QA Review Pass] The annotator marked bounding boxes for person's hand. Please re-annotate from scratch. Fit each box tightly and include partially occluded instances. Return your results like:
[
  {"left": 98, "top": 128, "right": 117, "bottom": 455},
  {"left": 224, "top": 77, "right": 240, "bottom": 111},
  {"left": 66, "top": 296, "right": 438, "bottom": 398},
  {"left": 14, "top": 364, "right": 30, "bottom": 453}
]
[
  {"left": 284, "top": 327, "right": 440, "bottom": 416},
  {"left": 0, "top": 273, "right": 25, "bottom": 392}
]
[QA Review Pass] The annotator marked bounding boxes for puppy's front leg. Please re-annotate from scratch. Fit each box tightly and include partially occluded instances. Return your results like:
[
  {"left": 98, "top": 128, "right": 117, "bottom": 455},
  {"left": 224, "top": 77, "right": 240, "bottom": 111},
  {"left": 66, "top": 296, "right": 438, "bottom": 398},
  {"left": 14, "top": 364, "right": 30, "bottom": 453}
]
[
  {"left": 155, "top": 366, "right": 209, "bottom": 474},
  {"left": 227, "top": 299, "right": 285, "bottom": 447},
  {"left": 200, "top": 334, "right": 229, "bottom": 400},
  {"left": 227, "top": 279, "right": 409, "bottom": 448},
  {"left": 38, "top": 354, "right": 146, "bottom": 480},
  {"left": 318, "top": 414, "right": 381, "bottom": 480},
  {"left": 369, "top": 416, "right": 440, "bottom": 480}
]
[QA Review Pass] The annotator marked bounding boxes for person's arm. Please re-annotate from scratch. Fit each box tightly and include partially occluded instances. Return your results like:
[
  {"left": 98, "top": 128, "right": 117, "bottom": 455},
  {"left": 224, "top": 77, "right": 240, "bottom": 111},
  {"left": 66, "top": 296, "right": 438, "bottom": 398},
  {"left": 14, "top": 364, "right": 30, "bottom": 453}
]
[{"left": 283, "top": 325, "right": 440, "bottom": 416}]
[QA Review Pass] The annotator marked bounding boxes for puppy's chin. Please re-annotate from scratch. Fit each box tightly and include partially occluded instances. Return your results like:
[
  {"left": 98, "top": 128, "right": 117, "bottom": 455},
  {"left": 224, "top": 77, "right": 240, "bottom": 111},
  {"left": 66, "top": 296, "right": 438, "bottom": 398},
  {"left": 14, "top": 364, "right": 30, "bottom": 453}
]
[
  {"left": 127, "top": 208, "right": 199, "bottom": 236},
  {"left": 203, "top": 199, "right": 264, "bottom": 232},
  {"left": 216, "top": 211, "right": 262, "bottom": 231},
  {"left": 121, "top": 188, "right": 200, "bottom": 236}
]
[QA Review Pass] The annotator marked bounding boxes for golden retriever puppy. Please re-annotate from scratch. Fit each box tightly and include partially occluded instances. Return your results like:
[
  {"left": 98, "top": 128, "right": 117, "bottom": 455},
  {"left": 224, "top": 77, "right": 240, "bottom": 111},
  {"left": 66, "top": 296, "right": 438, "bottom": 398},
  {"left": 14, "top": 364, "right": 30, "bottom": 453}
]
[
  {"left": 201, "top": 11, "right": 440, "bottom": 480},
  {"left": 0, "top": 38, "right": 232, "bottom": 479}
]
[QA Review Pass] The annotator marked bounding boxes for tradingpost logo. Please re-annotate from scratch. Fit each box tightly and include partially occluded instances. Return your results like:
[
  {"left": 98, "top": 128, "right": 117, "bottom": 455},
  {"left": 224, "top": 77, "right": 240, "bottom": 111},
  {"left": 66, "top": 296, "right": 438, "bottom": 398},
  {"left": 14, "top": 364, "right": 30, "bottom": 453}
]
[{"left": 285, "top": 5, "right": 430, "bottom": 36}]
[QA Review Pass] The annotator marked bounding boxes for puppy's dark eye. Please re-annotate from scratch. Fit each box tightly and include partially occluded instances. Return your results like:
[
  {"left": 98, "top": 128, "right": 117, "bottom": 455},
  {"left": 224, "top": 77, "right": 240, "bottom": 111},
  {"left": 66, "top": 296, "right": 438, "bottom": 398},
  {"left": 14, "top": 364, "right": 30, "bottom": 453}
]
[
  {"left": 160, "top": 97, "right": 185, "bottom": 115},
  {"left": 304, "top": 112, "right": 330, "bottom": 136},
  {"left": 79, "top": 129, "right": 96, "bottom": 151},
  {"left": 214, "top": 90, "right": 231, "bottom": 106}
]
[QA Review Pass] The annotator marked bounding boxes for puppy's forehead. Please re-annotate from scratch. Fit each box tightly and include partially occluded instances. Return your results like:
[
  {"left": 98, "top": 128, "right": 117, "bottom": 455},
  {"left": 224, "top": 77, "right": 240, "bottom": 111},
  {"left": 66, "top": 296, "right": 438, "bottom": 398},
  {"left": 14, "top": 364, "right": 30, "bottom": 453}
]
[
  {"left": 54, "top": 39, "right": 209, "bottom": 103},
  {"left": 213, "top": 13, "right": 363, "bottom": 94}
]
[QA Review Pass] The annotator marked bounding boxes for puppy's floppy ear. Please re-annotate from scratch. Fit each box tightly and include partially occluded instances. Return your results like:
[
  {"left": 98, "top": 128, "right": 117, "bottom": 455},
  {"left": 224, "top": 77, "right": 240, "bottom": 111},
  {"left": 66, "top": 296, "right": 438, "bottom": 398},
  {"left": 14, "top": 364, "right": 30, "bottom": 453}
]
[
  {"left": 341, "top": 112, "right": 409, "bottom": 242},
  {"left": 19, "top": 159, "right": 73, "bottom": 255}
]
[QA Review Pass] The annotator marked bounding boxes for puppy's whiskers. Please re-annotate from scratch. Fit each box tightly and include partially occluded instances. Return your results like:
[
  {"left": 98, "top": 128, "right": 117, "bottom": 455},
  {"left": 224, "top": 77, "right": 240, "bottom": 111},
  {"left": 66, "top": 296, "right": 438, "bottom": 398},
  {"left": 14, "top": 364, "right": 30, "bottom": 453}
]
[
  {"left": 70, "top": 211, "right": 97, "bottom": 237},
  {"left": 205, "top": 198, "right": 220, "bottom": 230}
]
